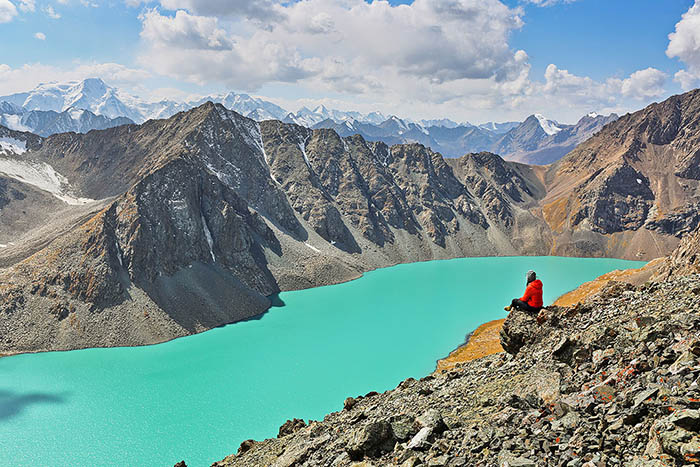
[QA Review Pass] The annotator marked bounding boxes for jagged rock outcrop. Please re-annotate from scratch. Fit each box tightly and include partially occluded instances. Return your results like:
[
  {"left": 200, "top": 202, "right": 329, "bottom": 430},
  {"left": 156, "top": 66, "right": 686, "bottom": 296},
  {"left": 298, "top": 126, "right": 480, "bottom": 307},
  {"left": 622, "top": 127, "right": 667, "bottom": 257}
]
[{"left": 208, "top": 251, "right": 700, "bottom": 466}]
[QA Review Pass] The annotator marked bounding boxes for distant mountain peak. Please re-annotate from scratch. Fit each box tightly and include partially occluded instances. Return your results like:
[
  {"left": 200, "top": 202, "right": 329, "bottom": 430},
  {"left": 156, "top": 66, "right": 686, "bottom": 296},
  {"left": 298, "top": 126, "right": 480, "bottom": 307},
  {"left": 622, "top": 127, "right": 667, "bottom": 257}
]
[{"left": 533, "top": 113, "right": 562, "bottom": 136}]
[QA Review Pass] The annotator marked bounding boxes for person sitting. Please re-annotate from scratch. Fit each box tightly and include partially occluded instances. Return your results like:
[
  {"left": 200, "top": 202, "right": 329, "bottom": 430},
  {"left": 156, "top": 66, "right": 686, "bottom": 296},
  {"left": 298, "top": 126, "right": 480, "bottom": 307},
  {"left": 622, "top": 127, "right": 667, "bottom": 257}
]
[{"left": 504, "top": 270, "right": 543, "bottom": 314}]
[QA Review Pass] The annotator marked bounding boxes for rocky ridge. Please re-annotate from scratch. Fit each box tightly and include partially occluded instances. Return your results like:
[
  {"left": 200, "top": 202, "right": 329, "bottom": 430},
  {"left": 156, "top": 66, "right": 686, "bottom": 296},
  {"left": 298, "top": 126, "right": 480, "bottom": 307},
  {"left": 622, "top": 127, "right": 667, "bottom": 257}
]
[{"left": 209, "top": 237, "right": 700, "bottom": 467}]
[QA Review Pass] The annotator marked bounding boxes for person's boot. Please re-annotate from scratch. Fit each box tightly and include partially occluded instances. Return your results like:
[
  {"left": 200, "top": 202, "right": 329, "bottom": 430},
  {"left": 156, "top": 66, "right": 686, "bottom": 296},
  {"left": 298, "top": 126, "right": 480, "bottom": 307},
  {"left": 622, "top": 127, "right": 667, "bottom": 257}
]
[{"left": 504, "top": 306, "right": 512, "bottom": 311}]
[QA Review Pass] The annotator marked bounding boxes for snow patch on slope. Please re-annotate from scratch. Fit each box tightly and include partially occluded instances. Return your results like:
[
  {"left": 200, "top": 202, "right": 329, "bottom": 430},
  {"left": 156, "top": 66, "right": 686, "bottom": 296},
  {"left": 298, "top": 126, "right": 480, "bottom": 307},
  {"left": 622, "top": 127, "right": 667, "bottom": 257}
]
[
  {"left": 299, "top": 135, "right": 312, "bottom": 170},
  {"left": 0, "top": 137, "right": 27, "bottom": 154},
  {"left": 0, "top": 157, "right": 94, "bottom": 205},
  {"left": 534, "top": 114, "right": 562, "bottom": 136},
  {"left": 201, "top": 214, "right": 216, "bottom": 262},
  {"left": 1, "top": 115, "right": 32, "bottom": 132},
  {"left": 305, "top": 242, "right": 320, "bottom": 253}
]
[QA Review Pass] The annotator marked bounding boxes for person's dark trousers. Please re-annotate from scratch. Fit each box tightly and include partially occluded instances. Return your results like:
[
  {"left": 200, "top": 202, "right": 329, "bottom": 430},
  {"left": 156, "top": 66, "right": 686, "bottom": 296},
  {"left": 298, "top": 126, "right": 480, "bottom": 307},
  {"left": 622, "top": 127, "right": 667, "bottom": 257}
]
[{"left": 511, "top": 299, "right": 541, "bottom": 314}]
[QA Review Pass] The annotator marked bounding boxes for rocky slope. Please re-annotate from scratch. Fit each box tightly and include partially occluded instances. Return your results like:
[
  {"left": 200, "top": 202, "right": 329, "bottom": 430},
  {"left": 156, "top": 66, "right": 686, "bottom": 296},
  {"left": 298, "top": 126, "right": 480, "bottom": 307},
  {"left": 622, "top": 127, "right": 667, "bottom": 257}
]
[
  {"left": 208, "top": 233, "right": 700, "bottom": 467},
  {"left": 1, "top": 89, "right": 700, "bottom": 354},
  {"left": 540, "top": 89, "right": 700, "bottom": 259}
]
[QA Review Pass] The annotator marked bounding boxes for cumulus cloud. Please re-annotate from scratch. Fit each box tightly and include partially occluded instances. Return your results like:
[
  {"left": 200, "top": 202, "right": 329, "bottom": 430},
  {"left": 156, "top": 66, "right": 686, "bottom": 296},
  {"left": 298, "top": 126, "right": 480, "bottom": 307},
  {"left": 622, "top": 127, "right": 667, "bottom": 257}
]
[
  {"left": 618, "top": 68, "right": 667, "bottom": 99},
  {"left": 667, "top": 0, "right": 700, "bottom": 90},
  {"left": 159, "top": 0, "right": 286, "bottom": 22},
  {"left": 126, "top": 0, "right": 677, "bottom": 122},
  {"left": 34, "top": 32, "right": 46, "bottom": 40},
  {"left": 526, "top": 65, "right": 664, "bottom": 118},
  {"left": 0, "top": 0, "right": 17, "bottom": 22},
  {"left": 137, "top": 0, "right": 526, "bottom": 91},
  {"left": 44, "top": 5, "right": 61, "bottom": 18},
  {"left": 139, "top": 9, "right": 233, "bottom": 50}
]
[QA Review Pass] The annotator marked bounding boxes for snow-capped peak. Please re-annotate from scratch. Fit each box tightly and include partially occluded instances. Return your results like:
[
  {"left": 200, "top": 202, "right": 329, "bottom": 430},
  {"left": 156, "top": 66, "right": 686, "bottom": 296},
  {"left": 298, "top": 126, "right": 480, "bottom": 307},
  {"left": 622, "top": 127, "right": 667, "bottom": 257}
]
[
  {"left": 587, "top": 112, "right": 599, "bottom": 119},
  {"left": 533, "top": 114, "right": 562, "bottom": 136},
  {"left": 389, "top": 115, "right": 409, "bottom": 131}
]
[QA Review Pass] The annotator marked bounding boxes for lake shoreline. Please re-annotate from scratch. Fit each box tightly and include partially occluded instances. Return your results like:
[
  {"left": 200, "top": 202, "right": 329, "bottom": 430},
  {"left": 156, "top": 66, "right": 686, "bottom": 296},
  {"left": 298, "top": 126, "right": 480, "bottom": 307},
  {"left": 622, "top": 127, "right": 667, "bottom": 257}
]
[{"left": 1, "top": 254, "right": 647, "bottom": 358}]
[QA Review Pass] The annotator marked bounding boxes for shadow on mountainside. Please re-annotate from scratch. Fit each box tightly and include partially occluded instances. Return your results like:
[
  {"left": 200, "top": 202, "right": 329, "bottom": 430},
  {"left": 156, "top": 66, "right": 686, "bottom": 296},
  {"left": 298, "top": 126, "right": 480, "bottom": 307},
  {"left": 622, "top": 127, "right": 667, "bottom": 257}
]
[{"left": 0, "top": 389, "right": 68, "bottom": 421}]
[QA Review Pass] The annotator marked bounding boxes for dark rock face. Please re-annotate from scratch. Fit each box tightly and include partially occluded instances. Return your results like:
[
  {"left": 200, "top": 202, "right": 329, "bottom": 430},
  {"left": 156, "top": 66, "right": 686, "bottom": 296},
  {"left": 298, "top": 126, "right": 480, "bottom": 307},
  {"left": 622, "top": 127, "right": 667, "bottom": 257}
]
[
  {"left": 115, "top": 158, "right": 279, "bottom": 295},
  {"left": 499, "top": 309, "right": 538, "bottom": 355},
  {"left": 0, "top": 176, "right": 26, "bottom": 209},
  {"left": 571, "top": 163, "right": 655, "bottom": 234},
  {"left": 346, "top": 420, "right": 395, "bottom": 460},
  {"left": 260, "top": 122, "right": 361, "bottom": 251}
]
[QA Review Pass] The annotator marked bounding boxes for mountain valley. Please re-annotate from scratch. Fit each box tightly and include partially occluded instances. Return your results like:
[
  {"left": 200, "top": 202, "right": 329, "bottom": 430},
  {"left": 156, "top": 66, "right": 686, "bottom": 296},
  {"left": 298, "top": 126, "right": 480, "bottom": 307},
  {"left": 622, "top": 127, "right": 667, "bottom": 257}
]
[{"left": 0, "top": 89, "right": 699, "bottom": 354}]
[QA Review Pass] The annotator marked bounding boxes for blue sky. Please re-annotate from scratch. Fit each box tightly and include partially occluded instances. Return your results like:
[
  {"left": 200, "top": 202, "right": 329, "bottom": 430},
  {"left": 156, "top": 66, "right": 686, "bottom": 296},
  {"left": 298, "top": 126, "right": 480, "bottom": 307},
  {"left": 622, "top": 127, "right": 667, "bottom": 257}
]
[{"left": 1, "top": 0, "right": 699, "bottom": 123}]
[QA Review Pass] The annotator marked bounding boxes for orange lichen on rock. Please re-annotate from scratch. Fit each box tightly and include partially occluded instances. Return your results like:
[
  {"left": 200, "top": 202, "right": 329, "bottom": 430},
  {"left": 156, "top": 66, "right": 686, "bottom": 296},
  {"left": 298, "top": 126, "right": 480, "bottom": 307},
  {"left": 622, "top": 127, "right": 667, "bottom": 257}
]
[{"left": 436, "top": 319, "right": 505, "bottom": 372}]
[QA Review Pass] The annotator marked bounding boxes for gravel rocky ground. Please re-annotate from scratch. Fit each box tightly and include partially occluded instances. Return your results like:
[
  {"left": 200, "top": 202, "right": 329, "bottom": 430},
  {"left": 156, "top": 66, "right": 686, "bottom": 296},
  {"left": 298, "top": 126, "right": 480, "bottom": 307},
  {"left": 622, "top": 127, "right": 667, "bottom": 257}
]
[{"left": 200, "top": 271, "right": 700, "bottom": 467}]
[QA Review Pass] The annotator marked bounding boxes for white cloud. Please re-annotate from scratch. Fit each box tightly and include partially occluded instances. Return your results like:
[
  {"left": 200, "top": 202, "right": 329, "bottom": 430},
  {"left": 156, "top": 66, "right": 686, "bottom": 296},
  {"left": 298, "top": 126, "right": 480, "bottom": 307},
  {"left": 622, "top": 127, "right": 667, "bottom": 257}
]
[
  {"left": 18, "top": 0, "right": 35, "bottom": 13},
  {"left": 139, "top": 9, "right": 233, "bottom": 50},
  {"left": 667, "top": 0, "right": 700, "bottom": 90},
  {"left": 34, "top": 32, "right": 46, "bottom": 40},
  {"left": 159, "top": 0, "right": 286, "bottom": 22},
  {"left": 0, "top": 0, "right": 17, "bottom": 22},
  {"left": 618, "top": 68, "right": 667, "bottom": 99},
  {"left": 137, "top": 0, "right": 526, "bottom": 91},
  {"left": 674, "top": 69, "right": 698, "bottom": 91},
  {"left": 126, "top": 0, "right": 677, "bottom": 123},
  {"left": 44, "top": 5, "right": 61, "bottom": 18},
  {"left": 543, "top": 64, "right": 596, "bottom": 95}
]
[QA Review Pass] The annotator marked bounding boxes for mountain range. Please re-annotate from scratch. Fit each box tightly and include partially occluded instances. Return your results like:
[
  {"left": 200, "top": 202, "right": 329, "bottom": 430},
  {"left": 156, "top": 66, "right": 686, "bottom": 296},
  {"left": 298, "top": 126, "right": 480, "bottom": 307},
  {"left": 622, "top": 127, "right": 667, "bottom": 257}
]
[
  {"left": 1, "top": 79, "right": 617, "bottom": 165},
  {"left": 0, "top": 101, "right": 134, "bottom": 137},
  {"left": 312, "top": 112, "right": 619, "bottom": 164},
  {"left": 0, "top": 87, "right": 699, "bottom": 354}
]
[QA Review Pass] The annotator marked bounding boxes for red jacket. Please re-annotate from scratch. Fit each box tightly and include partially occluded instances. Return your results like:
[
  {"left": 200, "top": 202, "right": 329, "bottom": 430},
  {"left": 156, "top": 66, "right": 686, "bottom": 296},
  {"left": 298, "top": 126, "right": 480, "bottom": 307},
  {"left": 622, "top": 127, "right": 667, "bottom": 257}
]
[{"left": 521, "top": 279, "right": 543, "bottom": 308}]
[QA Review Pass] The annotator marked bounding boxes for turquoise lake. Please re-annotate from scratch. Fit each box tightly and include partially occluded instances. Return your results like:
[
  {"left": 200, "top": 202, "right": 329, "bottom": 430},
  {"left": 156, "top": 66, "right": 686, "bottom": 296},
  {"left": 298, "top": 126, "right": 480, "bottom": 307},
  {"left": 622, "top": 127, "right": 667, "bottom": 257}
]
[{"left": 0, "top": 256, "right": 645, "bottom": 466}]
